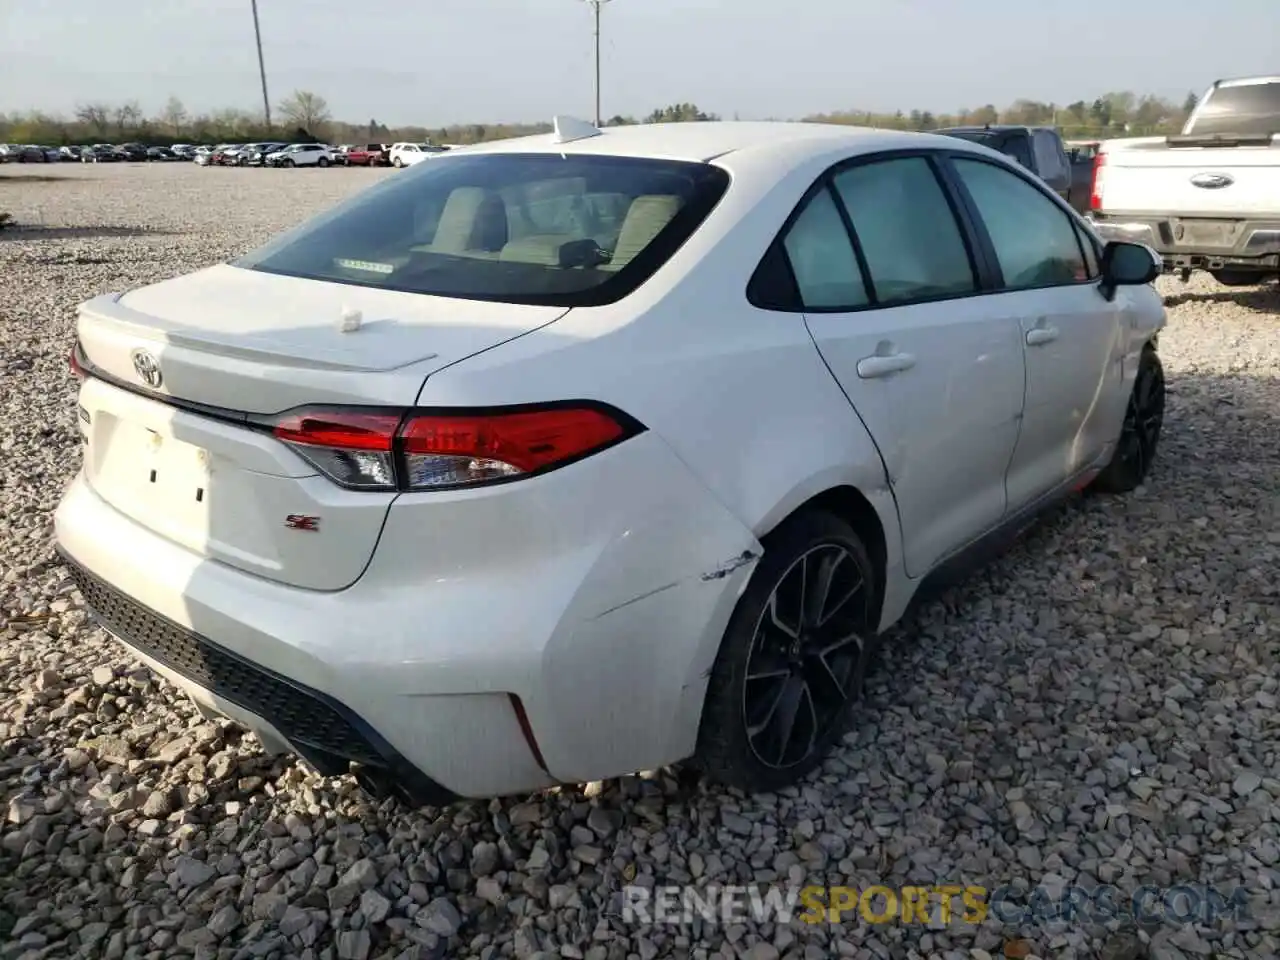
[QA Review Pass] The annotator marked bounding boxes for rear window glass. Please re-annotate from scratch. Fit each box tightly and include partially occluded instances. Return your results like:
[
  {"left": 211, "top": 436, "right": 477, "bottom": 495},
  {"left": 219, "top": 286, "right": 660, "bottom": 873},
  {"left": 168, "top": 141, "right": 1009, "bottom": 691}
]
[
  {"left": 235, "top": 153, "right": 730, "bottom": 307},
  {"left": 1188, "top": 82, "right": 1280, "bottom": 136}
]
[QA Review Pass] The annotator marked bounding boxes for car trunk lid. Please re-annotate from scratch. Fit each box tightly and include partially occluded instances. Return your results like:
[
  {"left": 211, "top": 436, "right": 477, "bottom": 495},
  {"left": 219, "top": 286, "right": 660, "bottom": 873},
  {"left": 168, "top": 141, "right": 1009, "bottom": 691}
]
[
  {"left": 75, "top": 264, "right": 567, "bottom": 590},
  {"left": 1099, "top": 136, "right": 1280, "bottom": 217}
]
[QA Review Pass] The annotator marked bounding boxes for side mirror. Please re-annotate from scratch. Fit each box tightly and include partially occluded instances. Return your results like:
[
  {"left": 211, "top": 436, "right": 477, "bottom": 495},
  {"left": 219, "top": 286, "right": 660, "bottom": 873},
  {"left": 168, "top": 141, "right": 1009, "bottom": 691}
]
[{"left": 1099, "top": 241, "right": 1161, "bottom": 300}]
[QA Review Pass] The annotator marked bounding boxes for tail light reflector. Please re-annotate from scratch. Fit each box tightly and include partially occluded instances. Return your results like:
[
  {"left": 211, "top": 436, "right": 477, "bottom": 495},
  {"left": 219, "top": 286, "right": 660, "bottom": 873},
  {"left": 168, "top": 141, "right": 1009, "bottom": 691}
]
[
  {"left": 271, "top": 403, "right": 639, "bottom": 492},
  {"left": 1089, "top": 150, "right": 1107, "bottom": 212}
]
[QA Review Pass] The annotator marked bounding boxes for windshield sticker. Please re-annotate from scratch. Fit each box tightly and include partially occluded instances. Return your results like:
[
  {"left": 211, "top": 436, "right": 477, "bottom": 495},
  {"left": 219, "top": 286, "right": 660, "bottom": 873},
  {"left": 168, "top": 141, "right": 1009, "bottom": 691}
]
[{"left": 334, "top": 258, "right": 394, "bottom": 275}]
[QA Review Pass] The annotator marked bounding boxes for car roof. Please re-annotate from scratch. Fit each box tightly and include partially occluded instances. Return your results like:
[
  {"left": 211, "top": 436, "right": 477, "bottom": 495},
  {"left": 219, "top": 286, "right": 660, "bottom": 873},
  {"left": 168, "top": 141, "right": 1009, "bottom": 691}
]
[
  {"left": 450, "top": 120, "right": 989, "bottom": 165},
  {"left": 934, "top": 124, "right": 1036, "bottom": 134}
]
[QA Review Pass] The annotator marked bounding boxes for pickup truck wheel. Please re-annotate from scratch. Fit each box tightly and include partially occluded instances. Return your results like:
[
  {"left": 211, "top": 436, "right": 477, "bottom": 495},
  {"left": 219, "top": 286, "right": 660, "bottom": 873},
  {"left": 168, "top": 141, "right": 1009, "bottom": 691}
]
[
  {"left": 1092, "top": 347, "right": 1165, "bottom": 495},
  {"left": 1211, "top": 269, "right": 1269, "bottom": 287},
  {"left": 693, "top": 510, "right": 879, "bottom": 793}
]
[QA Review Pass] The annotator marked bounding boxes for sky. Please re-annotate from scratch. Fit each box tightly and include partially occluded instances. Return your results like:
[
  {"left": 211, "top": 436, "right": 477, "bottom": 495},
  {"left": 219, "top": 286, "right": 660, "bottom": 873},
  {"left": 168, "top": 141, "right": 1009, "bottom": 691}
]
[{"left": 1, "top": 0, "right": 1276, "bottom": 127}]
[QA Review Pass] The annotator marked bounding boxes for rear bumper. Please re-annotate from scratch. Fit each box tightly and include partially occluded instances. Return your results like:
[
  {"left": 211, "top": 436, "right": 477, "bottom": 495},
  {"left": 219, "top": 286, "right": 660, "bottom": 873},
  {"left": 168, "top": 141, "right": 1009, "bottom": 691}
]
[
  {"left": 59, "top": 550, "right": 459, "bottom": 807},
  {"left": 1089, "top": 214, "right": 1280, "bottom": 271},
  {"left": 54, "top": 430, "right": 760, "bottom": 800}
]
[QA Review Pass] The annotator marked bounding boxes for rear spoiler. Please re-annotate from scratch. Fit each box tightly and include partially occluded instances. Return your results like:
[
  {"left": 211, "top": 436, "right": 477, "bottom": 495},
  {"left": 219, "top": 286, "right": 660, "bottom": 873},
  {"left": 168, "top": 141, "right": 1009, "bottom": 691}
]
[{"left": 1164, "top": 132, "right": 1279, "bottom": 148}]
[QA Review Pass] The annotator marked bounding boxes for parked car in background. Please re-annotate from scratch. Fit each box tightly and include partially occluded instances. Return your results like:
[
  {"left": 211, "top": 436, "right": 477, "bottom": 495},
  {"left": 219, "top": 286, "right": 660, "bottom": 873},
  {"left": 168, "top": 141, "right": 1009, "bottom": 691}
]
[
  {"left": 214, "top": 145, "right": 251, "bottom": 165},
  {"left": 389, "top": 142, "right": 447, "bottom": 167},
  {"left": 15, "top": 145, "right": 52, "bottom": 163},
  {"left": 0, "top": 144, "right": 17, "bottom": 163},
  {"left": 1090, "top": 75, "right": 1280, "bottom": 286},
  {"left": 265, "top": 143, "right": 335, "bottom": 167},
  {"left": 81, "top": 145, "right": 120, "bottom": 163},
  {"left": 331, "top": 145, "right": 352, "bottom": 166},
  {"left": 114, "top": 143, "right": 149, "bottom": 162},
  {"left": 58, "top": 119, "right": 1167, "bottom": 803},
  {"left": 193, "top": 147, "right": 217, "bottom": 166},
  {"left": 147, "top": 146, "right": 178, "bottom": 161},
  {"left": 345, "top": 143, "right": 389, "bottom": 166},
  {"left": 60, "top": 145, "right": 84, "bottom": 161},
  {"left": 242, "top": 142, "right": 286, "bottom": 166},
  {"left": 934, "top": 125, "right": 1090, "bottom": 213}
]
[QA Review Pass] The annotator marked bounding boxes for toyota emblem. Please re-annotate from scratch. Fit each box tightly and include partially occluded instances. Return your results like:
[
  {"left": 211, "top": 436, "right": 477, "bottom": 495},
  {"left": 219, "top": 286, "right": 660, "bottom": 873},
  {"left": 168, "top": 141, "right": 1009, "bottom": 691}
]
[
  {"left": 1189, "top": 172, "right": 1234, "bottom": 190},
  {"left": 131, "top": 349, "right": 163, "bottom": 389}
]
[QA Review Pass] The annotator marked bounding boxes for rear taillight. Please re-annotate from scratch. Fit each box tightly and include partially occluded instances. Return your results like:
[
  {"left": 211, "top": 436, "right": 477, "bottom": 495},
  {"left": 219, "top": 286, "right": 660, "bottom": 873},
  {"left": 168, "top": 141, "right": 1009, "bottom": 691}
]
[
  {"left": 69, "top": 342, "right": 86, "bottom": 379},
  {"left": 1089, "top": 151, "right": 1107, "bottom": 212},
  {"left": 272, "top": 410, "right": 402, "bottom": 489},
  {"left": 271, "top": 403, "right": 640, "bottom": 492}
]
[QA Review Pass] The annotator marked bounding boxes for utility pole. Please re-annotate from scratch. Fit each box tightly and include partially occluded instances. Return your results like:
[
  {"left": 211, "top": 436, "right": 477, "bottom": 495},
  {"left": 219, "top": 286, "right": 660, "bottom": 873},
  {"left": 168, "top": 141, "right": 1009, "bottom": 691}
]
[
  {"left": 251, "top": 0, "right": 272, "bottom": 131},
  {"left": 582, "top": 0, "right": 612, "bottom": 126}
]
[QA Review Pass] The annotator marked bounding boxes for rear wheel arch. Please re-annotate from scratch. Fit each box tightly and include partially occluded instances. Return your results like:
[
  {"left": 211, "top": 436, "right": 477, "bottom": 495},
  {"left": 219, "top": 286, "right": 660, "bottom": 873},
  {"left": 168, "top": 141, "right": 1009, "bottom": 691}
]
[{"left": 760, "top": 485, "right": 888, "bottom": 631}]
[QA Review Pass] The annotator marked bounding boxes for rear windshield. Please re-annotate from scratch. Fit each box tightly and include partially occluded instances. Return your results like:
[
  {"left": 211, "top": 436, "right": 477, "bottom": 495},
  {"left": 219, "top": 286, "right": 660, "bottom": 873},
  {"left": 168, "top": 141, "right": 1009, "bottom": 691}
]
[
  {"left": 1187, "top": 82, "right": 1280, "bottom": 136},
  {"left": 235, "top": 153, "right": 730, "bottom": 307}
]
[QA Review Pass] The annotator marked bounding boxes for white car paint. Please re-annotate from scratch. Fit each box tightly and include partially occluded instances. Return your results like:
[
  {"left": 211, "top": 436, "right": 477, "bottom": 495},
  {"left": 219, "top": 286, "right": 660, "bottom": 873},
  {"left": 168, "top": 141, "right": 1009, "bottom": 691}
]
[
  {"left": 56, "top": 120, "right": 1166, "bottom": 802},
  {"left": 265, "top": 143, "right": 336, "bottom": 167},
  {"left": 388, "top": 142, "right": 445, "bottom": 167}
]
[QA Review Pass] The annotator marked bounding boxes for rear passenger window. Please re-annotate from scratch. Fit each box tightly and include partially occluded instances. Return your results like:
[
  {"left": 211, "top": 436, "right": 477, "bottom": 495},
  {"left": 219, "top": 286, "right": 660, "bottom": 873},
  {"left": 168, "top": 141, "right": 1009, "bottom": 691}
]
[
  {"left": 953, "top": 158, "right": 1088, "bottom": 290},
  {"left": 781, "top": 188, "right": 869, "bottom": 309},
  {"left": 832, "top": 157, "right": 976, "bottom": 305}
]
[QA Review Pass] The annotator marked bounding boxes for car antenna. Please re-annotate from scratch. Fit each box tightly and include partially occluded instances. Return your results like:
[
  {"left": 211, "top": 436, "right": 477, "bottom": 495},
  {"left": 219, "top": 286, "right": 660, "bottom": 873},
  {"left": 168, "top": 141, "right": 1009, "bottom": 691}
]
[{"left": 552, "top": 115, "right": 603, "bottom": 145}]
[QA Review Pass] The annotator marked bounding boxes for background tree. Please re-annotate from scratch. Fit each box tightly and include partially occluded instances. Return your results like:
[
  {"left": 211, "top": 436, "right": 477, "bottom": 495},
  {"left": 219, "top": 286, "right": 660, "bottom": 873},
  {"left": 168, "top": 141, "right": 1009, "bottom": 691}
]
[
  {"left": 74, "top": 103, "right": 111, "bottom": 138},
  {"left": 277, "top": 90, "right": 331, "bottom": 135},
  {"left": 112, "top": 101, "right": 142, "bottom": 137},
  {"left": 160, "top": 97, "right": 188, "bottom": 137},
  {"left": 1, "top": 88, "right": 1196, "bottom": 149},
  {"left": 645, "top": 103, "right": 718, "bottom": 123}
]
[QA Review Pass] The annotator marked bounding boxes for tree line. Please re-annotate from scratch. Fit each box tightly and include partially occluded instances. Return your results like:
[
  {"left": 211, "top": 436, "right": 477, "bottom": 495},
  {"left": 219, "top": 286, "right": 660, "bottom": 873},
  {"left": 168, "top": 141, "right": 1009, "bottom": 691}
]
[{"left": 0, "top": 88, "right": 1198, "bottom": 148}]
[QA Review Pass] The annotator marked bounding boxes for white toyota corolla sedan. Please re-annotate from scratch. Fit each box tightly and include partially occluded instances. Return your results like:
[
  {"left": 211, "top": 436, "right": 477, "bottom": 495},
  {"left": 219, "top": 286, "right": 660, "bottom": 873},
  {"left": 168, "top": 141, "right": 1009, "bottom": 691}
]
[{"left": 56, "top": 117, "right": 1166, "bottom": 805}]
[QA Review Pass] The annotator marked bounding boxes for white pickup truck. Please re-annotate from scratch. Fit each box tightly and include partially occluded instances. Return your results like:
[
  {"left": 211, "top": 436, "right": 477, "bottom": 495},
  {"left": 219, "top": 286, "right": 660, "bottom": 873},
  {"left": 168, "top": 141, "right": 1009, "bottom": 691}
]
[{"left": 1088, "top": 75, "right": 1280, "bottom": 286}]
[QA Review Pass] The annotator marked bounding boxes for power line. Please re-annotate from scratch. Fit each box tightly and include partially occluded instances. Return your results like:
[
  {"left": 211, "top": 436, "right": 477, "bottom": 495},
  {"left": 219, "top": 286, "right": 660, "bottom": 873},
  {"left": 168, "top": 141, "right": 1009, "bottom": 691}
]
[
  {"left": 250, "top": 0, "right": 272, "bottom": 130},
  {"left": 581, "top": 0, "right": 613, "bottom": 126}
]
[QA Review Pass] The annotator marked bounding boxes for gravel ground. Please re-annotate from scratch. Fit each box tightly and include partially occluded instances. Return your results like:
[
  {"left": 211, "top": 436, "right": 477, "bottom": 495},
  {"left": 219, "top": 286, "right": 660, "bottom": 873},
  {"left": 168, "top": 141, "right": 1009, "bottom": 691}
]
[{"left": 1, "top": 163, "right": 1278, "bottom": 960}]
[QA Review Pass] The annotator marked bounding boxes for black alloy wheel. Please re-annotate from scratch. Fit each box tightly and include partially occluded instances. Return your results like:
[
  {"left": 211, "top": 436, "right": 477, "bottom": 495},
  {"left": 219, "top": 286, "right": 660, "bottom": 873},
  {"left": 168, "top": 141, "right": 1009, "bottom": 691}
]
[
  {"left": 743, "top": 543, "right": 870, "bottom": 769},
  {"left": 1092, "top": 347, "right": 1165, "bottom": 493},
  {"left": 694, "top": 510, "right": 878, "bottom": 792}
]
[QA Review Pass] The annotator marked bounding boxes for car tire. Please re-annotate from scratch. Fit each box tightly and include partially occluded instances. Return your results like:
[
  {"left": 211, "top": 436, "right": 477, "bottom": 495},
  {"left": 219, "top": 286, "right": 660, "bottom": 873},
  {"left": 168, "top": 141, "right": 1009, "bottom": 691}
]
[
  {"left": 282, "top": 158, "right": 295, "bottom": 168},
  {"left": 317, "top": 157, "right": 330, "bottom": 168},
  {"left": 693, "top": 509, "right": 880, "bottom": 794},
  {"left": 1091, "top": 346, "right": 1165, "bottom": 495},
  {"left": 393, "top": 157, "right": 403, "bottom": 168}
]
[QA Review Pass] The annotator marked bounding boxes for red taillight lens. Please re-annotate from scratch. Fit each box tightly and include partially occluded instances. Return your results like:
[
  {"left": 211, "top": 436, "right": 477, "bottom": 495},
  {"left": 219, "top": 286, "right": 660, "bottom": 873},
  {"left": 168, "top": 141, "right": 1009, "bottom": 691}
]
[
  {"left": 273, "top": 411, "right": 402, "bottom": 490},
  {"left": 69, "top": 343, "right": 87, "bottom": 379},
  {"left": 269, "top": 404, "right": 638, "bottom": 491},
  {"left": 399, "top": 407, "right": 629, "bottom": 489},
  {"left": 1089, "top": 150, "right": 1107, "bottom": 212}
]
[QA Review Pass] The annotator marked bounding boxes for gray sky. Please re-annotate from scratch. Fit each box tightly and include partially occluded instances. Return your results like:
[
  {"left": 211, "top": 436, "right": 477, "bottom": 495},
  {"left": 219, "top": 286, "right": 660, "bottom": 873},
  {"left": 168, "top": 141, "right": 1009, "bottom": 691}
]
[{"left": 2, "top": 0, "right": 1276, "bottom": 126}]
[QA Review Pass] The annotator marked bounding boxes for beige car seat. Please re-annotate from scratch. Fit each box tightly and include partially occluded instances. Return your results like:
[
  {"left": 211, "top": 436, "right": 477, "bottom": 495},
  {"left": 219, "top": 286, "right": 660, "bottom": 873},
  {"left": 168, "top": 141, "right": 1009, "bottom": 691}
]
[{"left": 602, "top": 195, "right": 682, "bottom": 271}]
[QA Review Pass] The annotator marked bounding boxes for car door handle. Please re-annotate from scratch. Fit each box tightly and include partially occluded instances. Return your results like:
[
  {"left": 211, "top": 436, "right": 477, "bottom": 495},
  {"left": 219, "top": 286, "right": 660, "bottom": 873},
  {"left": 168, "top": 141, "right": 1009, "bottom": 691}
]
[
  {"left": 856, "top": 352, "right": 916, "bottom": 379},
  {"left": 1026, "top": 326, "right": 1060, "bottom": 346}
]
